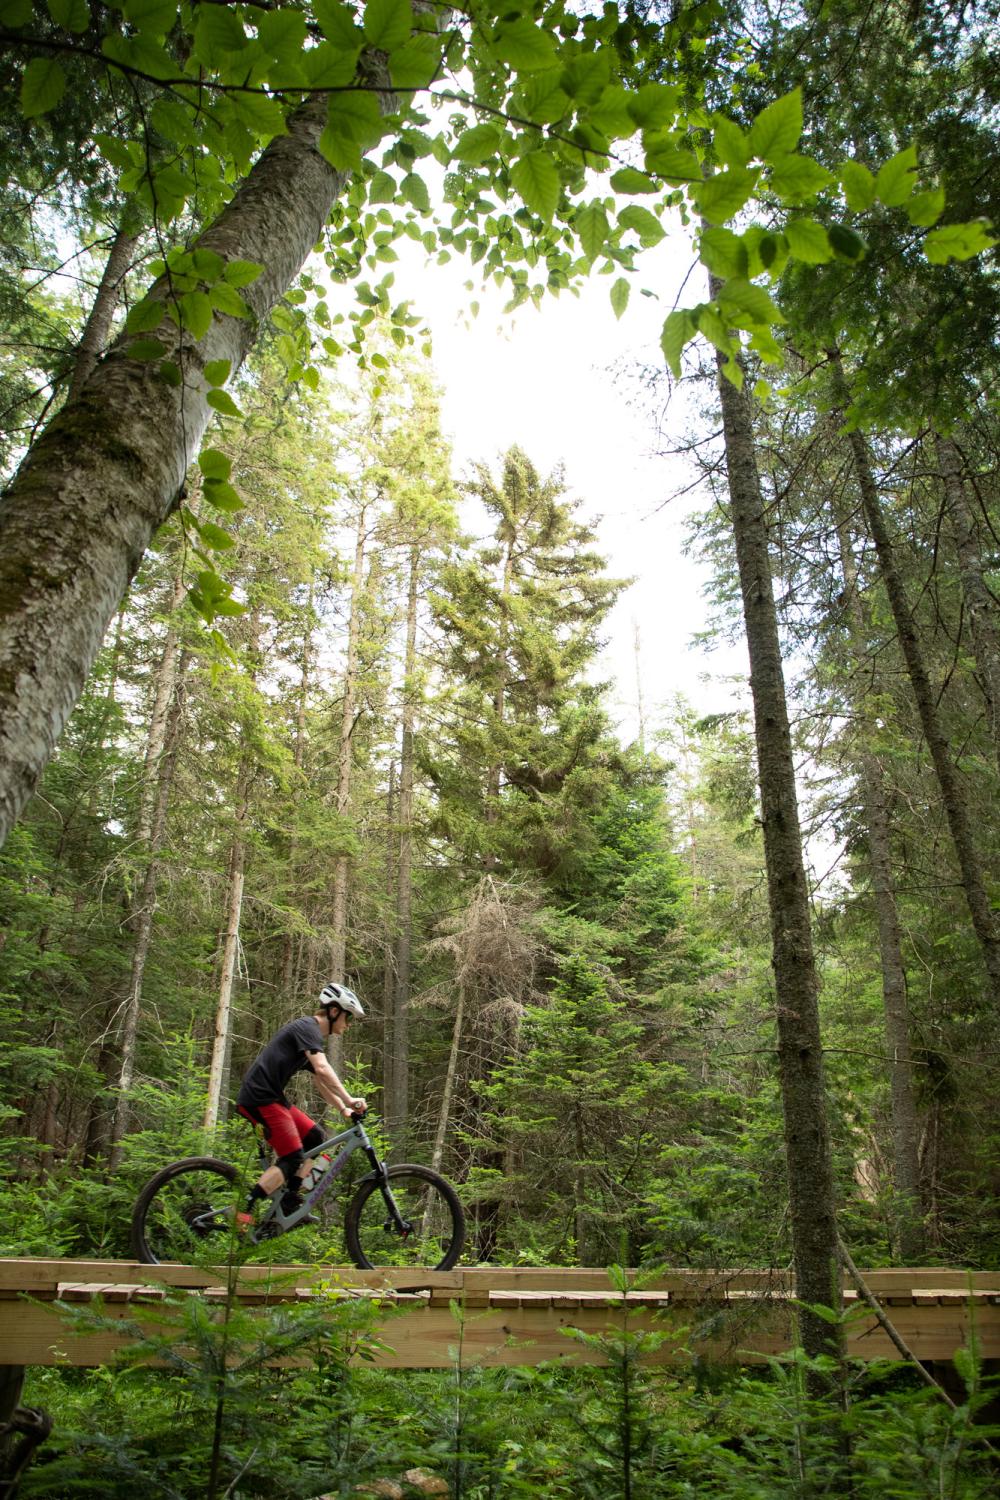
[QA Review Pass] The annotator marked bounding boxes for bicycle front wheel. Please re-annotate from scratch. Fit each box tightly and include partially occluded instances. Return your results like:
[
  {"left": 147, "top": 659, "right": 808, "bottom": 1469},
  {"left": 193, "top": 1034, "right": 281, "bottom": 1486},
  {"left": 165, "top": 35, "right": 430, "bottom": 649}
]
[
  {"left": 344, "top": 1164, "right": 465, "bottom": 1271},
  {"left": 131, "top": 1157, "right": 239, "bottom": 1264}
]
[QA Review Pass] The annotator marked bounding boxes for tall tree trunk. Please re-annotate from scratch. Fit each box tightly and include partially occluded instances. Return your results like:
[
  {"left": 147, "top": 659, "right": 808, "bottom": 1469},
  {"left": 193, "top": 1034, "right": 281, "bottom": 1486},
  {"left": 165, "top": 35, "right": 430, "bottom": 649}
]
[
  {"left": 714, "top": 285, "right": 842, "bottom": 1364},
  {"left": 831, "top": 355, "right": 1000, "bottom": 1007},
  {"left": 483, "top": 541, "right": 514, "bottom": 866},
  {"left": 390, "top": 546, "right": 420, "bottom": 1145},
  {"left": 382, "top": 760, "right": 398, "bottom": 1136},
  {"left": 67, "top": 226, "right": 138, "bottom": 403},
  {"left": 831, "top": 502, "right": 925, "bottom": 1259},
  {"left": 106, "top": 586, "right": 187, "bottom": 1164},
  {"left": 204, "top": 760, "right": 251, "bottom": 1131},
  {"left": 430, "top": 983, "right": 466, "bottom": 1178},
  {"left": 279, "top": 590, "right": 314, "bottom": 999},
  {"left": 0, "top": 92, "right": 355, "bottom": 848},
  {"left": 329, "top": 504, "right": 368, "bottom": 1069},
  {"left": 935, "top": 432, "right": 1000, "bottom": 775}
]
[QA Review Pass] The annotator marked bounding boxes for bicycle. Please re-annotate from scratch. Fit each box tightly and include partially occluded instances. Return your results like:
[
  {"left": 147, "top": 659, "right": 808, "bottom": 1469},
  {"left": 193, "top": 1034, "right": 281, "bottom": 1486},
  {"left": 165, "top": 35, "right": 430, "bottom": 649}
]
[{"left": 130, "top": 1111, "right": 465, "bottom": 1270}]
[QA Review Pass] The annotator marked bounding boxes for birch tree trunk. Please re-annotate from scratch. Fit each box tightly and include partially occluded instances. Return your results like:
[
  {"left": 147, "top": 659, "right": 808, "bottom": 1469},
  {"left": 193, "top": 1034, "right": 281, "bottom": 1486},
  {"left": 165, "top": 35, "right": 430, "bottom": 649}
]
[
  {"left": 279, "top": 591, "right": 314, "bottom": 998},
  {"left": 204, "top": 760, "right": 251, "bottom": 1131},
  {"left": 935, "top": 432, "right": 1000, "bottom": 775},
  {"left": 329, "top": 502, "right": 369, "bottom": 1070},
  {"left": 713, "top": 286, "right": 842, "bottom": 1363},
  {"left": 430, "top": 983, "right": 466, "bottom": 1177},
  {"left": 831, "top": 503, "right": 925, "bottom": 1259},
  {"left": 67, "top": 227, "right": 138, "bottom": 403},
  {"left": 107, "top": 583, "right": 187, "bottom": 1163},
  {"left": 0, "top": 93, "right": 351, "bottom": 849},
  {"left": 390, "top": 546, "right": 420, "bottom": 1144},
  {"left": 830, "top": 357, "right": 1000, "bottom": 1007}
]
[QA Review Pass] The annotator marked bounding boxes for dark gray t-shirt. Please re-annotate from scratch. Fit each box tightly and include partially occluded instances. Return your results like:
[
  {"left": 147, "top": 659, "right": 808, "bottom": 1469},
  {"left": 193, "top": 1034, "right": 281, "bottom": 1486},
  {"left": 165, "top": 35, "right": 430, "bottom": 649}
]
[{"left": 237, "top": 1016, "right": 325, "bottom": 1108}]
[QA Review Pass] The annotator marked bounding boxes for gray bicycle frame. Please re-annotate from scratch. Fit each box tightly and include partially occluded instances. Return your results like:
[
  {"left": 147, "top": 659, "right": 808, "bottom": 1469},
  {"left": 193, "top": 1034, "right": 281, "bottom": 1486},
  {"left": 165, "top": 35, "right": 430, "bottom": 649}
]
[{"left": 250, "top": 1114, "right": 397, "bottom": 1242}]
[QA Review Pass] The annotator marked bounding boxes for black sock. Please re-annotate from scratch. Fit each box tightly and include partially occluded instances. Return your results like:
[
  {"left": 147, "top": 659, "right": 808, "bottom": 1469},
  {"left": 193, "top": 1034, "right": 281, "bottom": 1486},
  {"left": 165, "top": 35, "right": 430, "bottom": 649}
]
[
  {"left": 281, "top": 1187, "right": 303, "bottom": 1213},
  {"left": 244, "top": 1184, "right": 267, "bottom": 1213}
]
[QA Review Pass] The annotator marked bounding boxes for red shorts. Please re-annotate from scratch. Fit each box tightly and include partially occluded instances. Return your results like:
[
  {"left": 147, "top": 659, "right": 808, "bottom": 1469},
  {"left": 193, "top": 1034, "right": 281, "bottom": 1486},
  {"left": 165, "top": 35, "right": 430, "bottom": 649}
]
[{"left": 237, "top": 1101, "right": 316, "bottom": 1158}]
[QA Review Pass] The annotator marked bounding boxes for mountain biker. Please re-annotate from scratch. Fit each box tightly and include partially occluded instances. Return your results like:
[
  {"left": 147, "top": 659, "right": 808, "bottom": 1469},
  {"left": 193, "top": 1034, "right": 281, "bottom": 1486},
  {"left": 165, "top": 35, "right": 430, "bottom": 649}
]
[{"left": 236, "top": 982, "right": 367, "bottom": 1222}]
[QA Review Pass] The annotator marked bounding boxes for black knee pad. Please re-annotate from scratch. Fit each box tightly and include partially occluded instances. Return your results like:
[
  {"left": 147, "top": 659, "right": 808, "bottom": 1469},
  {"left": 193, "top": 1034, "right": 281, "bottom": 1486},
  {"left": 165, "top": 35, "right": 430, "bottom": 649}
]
[
  {"left": 301, "top": 1126, "right": 324, "bottom": 1152},
  {"left": 276, "top": 1149, "right": 304, "bottom": 1185}
]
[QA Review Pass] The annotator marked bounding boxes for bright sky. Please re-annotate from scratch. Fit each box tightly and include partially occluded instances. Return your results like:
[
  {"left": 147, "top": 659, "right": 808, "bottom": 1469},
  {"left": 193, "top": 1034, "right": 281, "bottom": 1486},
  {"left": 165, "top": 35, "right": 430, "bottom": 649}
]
[{"left": 380, "top": 225, "right": 751, "bottom": 745}]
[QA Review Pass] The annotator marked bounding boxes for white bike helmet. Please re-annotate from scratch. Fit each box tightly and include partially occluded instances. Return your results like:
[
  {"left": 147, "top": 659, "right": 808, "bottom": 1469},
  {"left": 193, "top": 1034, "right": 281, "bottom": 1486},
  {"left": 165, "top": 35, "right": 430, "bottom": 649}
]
[{"left": 319, "top": 981, "right": 365, "bottom": 1020}]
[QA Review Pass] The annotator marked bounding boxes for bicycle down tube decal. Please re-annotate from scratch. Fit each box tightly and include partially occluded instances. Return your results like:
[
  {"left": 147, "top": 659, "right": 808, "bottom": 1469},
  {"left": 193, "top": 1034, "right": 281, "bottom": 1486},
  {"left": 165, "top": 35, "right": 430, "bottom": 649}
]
[{"left": 304, "top": 1141, "right": 356, "bottom": 1209}]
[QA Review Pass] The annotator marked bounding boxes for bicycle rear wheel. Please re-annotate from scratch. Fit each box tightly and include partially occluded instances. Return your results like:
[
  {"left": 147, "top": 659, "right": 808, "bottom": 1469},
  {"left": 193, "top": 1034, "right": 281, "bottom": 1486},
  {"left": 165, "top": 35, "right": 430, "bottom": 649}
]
[
  {"left": 344, "top": 1164, "right": 465, "bottom": 1271},
  {"left": 131, "top": 1157, "right": 239, "bottom": 1264}
]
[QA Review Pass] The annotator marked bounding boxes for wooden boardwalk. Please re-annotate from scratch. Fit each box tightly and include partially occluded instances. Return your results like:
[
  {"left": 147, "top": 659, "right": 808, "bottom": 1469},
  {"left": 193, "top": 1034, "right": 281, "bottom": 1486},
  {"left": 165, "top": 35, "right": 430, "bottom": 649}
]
[{"left": 2, "top": 1259, "right": 999, "bottom": 1369}]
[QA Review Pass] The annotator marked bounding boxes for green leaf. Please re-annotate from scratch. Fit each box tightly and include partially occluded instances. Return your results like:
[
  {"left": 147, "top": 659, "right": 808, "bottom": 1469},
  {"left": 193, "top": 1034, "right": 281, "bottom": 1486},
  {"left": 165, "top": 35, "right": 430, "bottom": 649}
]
[
  {"left": 840, "top": 160, "right": 876, "bottom": 213},
  {"left": 4, "top": 0, "right": 33, "bottom": 23},
  {"left": 321, "top": 92, "right": 383, "bottom": 171},
  {"left": 907, "top": 185, "right": 946, "bottom": 227},
  {"left": 644, "top": 139, "right": 700, "bottom": 184},
  {"left": 627, "top": 82, "right": 679, "bottom": 130},
  {"left": 180, "top": 290, "right": 213, "bottom": 340},
  {"left": 369, "top": 170, "right": 397, "bottom": 203},
  {"left": 400, "top": 172, "right": 430, "bottom": 212},
  {"left": 693, "top": 168, "right": 757, "bottom": 225},
  {"left": 517, "top": 69, "right": 569, "bottom": 125},
  {"left": 203, "top": 479, "right": 244, "bottom": 512},
  {"left": 713, "top": 115, "right": 750, "bottom": 168},
  {"left": 48, "top": 0, "right": 90, "bottom": 33},
  {"left": 364, "top": 0, "right": 412, "bottom": 50},
  {"left": 159, "top": 360, "right": 181, "bottom": 386},
  {"left": 258, "top": 8, "right": 308, "bottom": 62},
  {"left": 560, "top": 51, "right": 610, "bottom": 105},
  {"left": 125, "top": 299, "right": 166, "bottom": 334},
  {"left": 198, "top": 520, "right": 235, "bottom": 551},
  {"left": 610, "top": 167, "right": 655, "bottom": 195},
  {"left": 610, "top": 278, "right": 630, "bottom": 319},
  {"left": 768, "top": 154, "right": 832, "bottom": 202},
  {"left": 94, "top": 133, "right": 136, "bottom": 171},
  {"left": 720, "top": 357, "right": 744, "bottom": 390},
  {"left": 828, "top": 223, "right": 867, "bottom": 261},
  {"left": 210, "top": 284, "right": 251, "bottom": 318},
  {"left": 223, "top": 259, "right": 263, "bottom": 288},
  {"left": 717, "top": 278, "right": 785, "bottom": 327},
  {"left": 494, "top": 18, "right": 558, "bottom": 72},
  {"left": 207, "top": 389, "right": 242, "bottom": 417},
  {"left": 575, "top": 202, "right": 610, "bottom": 260},
  {"left": 198, "top": 448, "right": 232, "bottom": 481},
  {"left": 453, "top": 123, "right": 502, "bottom": 165},
  {"left": 20, "top": 58, "right": 66, "bottom": 119},
  {"left": 510, "top": 151, "right": 560, "bottom": 221},
  {"left": 923, "top": 219, "right": 998, "bottom": 264},
  {"left": 122, "top": 0, "right": 176, "bottom": 36},
  {"left": 618, "top": 204, "right": 665, "bottom": 247},
  {"left": 193, "top": 5, "right": 246, "bottom": 64},
  {"left": 302, "top": 40, "right": 360, "bottom": 88},
  {"left": 783, "top": 217, "right": 832, "bottom": 264},
  {"left": 203, "top": 359, "right": 231, "bottom": 387},
  {"left": 875, "top": 144, "right": 918, "bottom": 207},
  {"left": 388, "top": 35, "right": 440, "bottom": 88},
  {"left": 660, "top": 308, "right": 694, "bottom": 377},
  {"left": 698, "top": 227, "right": 748, "bottom": 279},
  {"left": 314, "top": 0, "right": 360, "bottom": 47},
  {"left": 696, "top": 304, "right": 734, "bottom": 355},
  {"left": 748, "top": 88, "right": 802, "bottom": 161},
  {"left": 127, "top": 338, "right": 167, "bottom": 361}
]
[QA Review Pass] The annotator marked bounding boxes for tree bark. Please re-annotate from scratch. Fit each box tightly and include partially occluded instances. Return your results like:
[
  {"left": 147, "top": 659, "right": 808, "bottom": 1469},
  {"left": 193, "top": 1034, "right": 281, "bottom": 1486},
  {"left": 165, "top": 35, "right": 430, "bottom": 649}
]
[
  {"left": 830, "top": 356, "right": 1000, "bottom": 1007},
  {"left": 430, "top": 983, "right": 465, "bottom": 1178},
  {"left": 67, "top": 226, "right": 138, "bottom": 402},
  {"left": 935, "top": 432, "right": 1000, "bottom": 776},
  {"left": 107, "top": 589, "right": 188, "bottom": 1164},
  {"left": 713, "top": 287, "right": 842, "bottom": 1363},
  {"left": 391, "top": 546, "right": 420, "bottom": 1145},
  {"left": 0, "top": 93, "right": 351, "bottom": 849},
  {"left": 831, "top": 503, "right": 925, "bottom": 1259},
  {"left": 204, "top": 760, "right": 251, "bottom": 1131},
  {"left": 382, "top": 759, "right": 398, "bottom": 1137}
]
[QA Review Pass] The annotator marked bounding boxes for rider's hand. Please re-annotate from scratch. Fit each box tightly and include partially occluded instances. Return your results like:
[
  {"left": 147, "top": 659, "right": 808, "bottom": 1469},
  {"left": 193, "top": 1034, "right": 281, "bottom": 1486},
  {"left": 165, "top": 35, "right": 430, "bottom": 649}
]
[{"left": 346, "top": 1095, "right": 367, "bottom": 1115}]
